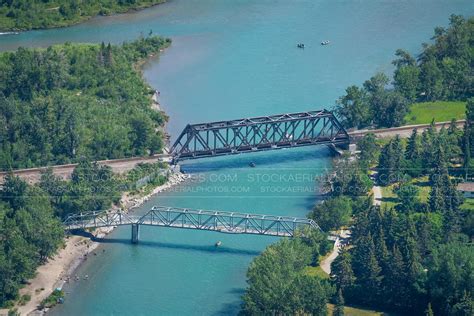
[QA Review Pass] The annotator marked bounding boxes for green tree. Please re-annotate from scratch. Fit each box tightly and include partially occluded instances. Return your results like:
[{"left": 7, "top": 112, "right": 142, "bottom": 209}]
[
  {"left": 463, "top": 99, "right": 474, "bottom": 179},
  {"left": 427, "top": 243, "right": 474, "bottom": 315},
  {"left": 331, "top": 247, "right": 355, "bottom": 293},
  {"left": 419, "top": 58, "right": 444, "bottom": 101},
  {"left": 335, "top": 85, "right": 371, "bottom": 128},
  {"left": 0, "top": 177, "right": 64, "bottom": 306},
  {"left": 378, "top": 136, "right": 406, "bottom": 185},
  {"left": 405, "top": 129, "right": 423, "bottom": 177},
  {"left": 333, "top": 288, "right": 345, "bottom": 316},
  {"left": 357, "top": 133, "right": 379, "bottom": 171},
  {"left": 242, "top": 239, "right": 332, "bottom": 315},
  {"left": 394, "top": 182, "right": 420, "bottom": 213},
  {"left": 0, "top": 37, "right": 169, "bottom": 171},
  {"left": 310, "top": 197, "right": 352, "bottom": 231},
  {"left": 393, "top": 49, "right": 420, "bottom": 102},
  {"left": 384, "top": 246, "right": 409, "bottom": 308}
]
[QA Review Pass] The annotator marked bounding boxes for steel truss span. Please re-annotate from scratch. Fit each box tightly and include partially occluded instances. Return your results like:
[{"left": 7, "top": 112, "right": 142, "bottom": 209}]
[
  {"left": 63, "top": 206, "right": 321, "bottom": 238},
  {"left": 170, "top": 110, "right": 349, "bottom": 161}
]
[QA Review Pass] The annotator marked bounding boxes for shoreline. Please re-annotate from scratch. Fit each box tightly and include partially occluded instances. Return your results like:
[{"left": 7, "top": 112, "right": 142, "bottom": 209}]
[
  {"left": 0, "top": 1, "right": 167, "bottom": 33},
  {"left": 1, "top": 171, "right": 189, "bottom": 316}
]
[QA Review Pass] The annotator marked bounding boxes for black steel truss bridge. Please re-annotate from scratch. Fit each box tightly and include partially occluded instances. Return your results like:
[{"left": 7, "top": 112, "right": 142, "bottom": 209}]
[
  {"left": 63, "top": 206, "right": 321, "bottom": 243},
  {"left": 170, "top": 109, "right": 349, "bottom": 161}
]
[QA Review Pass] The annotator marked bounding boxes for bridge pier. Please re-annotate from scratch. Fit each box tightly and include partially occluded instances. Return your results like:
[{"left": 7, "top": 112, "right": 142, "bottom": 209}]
[{"left": 131, "top": 223, "right": 140, "bottom": 244}]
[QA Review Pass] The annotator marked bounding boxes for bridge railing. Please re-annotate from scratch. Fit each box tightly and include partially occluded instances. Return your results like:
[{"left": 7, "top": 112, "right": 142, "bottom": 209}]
[
  {"left": 63, "top": 210, "right": 137, "bottom": 230},
  {"left": 138, "top": 206, "right": 321, "bottom": 237},
  {"left": 62, "top": 206, "right": 321, "bottom": 238}
]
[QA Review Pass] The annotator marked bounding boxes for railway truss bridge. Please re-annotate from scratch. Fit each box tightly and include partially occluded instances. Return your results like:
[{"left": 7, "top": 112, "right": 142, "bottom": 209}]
[
  {"left": 170, "top": 109, "right": 349, "bottom": 162},
  {"left": 63, "top": 206, "right": 322, "bottom": 243}
]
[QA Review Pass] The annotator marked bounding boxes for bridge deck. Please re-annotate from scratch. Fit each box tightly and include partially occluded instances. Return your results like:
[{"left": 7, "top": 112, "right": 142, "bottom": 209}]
[{"left": 63, "top": 206, "right": 321, "bottom": 238}]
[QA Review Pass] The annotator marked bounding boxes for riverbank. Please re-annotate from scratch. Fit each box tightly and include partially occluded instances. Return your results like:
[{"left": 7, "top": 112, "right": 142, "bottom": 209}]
[
  {"left": 0, "top": 1, "right": 166, "bottom": 32},
  {"left": 0, "top": 171, "right": 189, "bottom": 316}
]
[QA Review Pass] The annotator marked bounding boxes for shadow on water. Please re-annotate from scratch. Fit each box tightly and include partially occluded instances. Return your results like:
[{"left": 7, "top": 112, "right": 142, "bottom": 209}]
[
  {"left": 212, "top": 301, "right": 242, "bottom": 316},
  {"left": 213, "top": 287, "right": 246, "bottom": 315},
  {"left": 179, "top": 146, "right": 333, "bottom": 174},
  {"left": 70, "top": 231, "right": 261, "bottom": 256},
  {"left": 295, "top": 194, "right": 326, "bottom": 210}
]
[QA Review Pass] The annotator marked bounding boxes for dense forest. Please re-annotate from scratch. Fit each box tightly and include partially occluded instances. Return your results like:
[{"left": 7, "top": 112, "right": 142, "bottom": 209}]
[
  {"left": 0, "top": 159, "right": 167, "bottom": 307},
  {"left": 0, "top": 0, "right": 165, "bottom": 31},
  {"left": 0, "top": 35, "right": 171, "bottom": 171},
  {"left": 0, "top": 36, "right": 171, "bottom": 308},
  {"left": 241, "top": 17, "right": 473, "bottom": 316},
  {"left": 0, "top": 175, "right": 65, "bottom": 307},
  {"left": 241, "top": 229, "right": 333, "bottom": 315},
  {"left": 0, "top": 162, "right": 112, "bottom": 306},
  {"left": 330, "top": 109, "right": 473, "bottom": 315},
  {"left": 336, "top": 15, "right": 473, "bottom": 129}
]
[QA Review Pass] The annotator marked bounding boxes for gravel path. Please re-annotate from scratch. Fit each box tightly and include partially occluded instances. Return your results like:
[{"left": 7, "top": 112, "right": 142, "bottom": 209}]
[{"left": 320, "top": 230, "right": 350, "bottom": 275}]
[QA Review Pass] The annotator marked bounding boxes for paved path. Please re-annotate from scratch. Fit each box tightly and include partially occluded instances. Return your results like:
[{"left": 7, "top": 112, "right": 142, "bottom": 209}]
[
  {"left": 372, "top": 185, "right": 382, "bottom": 206},
  {"left": 370, "top": 171, "right": 382, "bottom": 206},
  {"left": 320, "top": 170, "right": 382, "bottom": 275},
  {"left": 320, "top": 230, "right": 350, "bottom": 275}
]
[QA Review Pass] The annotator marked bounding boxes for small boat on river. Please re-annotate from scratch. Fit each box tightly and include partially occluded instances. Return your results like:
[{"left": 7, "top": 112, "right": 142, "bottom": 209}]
[
  {"left": 249, "top": 162, "right": 256, "bottom": 168},
  {"left": 321, "top": 40, "right": 330, "bottom": 45},
  {"left": 215, "top": 241, "right": 222, "bottom": 247},
  {"left": 297, "top": 43, "right": 305, "bottom": 49}
]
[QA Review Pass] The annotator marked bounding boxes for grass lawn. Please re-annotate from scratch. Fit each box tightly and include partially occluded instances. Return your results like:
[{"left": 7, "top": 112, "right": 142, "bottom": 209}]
[
  {"left": 460, "top": 198, "right": 474, "bottom": 211},
  {"left": 380, "top": 184, "right": 398, "bottom": 208},
  {"left": 327, "top": 303, "right": 398, "bottom": 316},
  {"left": 303, "top": 250, "right": 334, "bottom": 279},
  {"left": 404, "top": 101, "right": 466, "bottom": 125},
  {"left": 304, "top": 266, "right": 329, "bottom": 279},
  {"left": 380, "top": 176, "right": 431, "bottom": 207}
]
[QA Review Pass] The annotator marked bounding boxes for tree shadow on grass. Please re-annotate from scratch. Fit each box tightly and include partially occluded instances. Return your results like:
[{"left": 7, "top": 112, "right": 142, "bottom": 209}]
[{"left": 381, "top": 197, "right": 398, "bottom": 204}]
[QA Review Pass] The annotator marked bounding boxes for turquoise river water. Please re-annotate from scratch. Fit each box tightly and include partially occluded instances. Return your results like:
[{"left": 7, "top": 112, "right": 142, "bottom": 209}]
[{"left": 0, "top": 1, "right": 472, "bottom": 315}]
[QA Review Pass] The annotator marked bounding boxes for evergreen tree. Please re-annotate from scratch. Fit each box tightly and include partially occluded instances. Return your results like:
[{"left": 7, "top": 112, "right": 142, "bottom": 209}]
[
  {"left": 385, "top": 246, "right": 408, "bottom": 308},
  {"left": 463, "top": 98, "right": 474, "bottom": 179},
  {"left": 374, "top": 227, "right": 390, "bottom": 275},
  {"left": 331, "top": 247, "right": 355, "bottom": 293},
  {"left": 427, "top": 243, "right": 473, "bottom": 315},
  {"left": 364, "top": 244, "right": 383, "bottom": 304},
  {"left": 406, "top": 128, "right": 420, "bottom": 160},
  {"left": 394, "top": 182, "right": 420, "bottom": 213},
  {"left": 425, "top": 303, "right": 434, "bottom": 316},
  {"left": 357, "top": 133, "right": 379, "bottom": 171},
  {"left": 353, "top": 233, "right": 382, "bottom": 305},
  {"left": 333, "top": 288, "right": 345, "bottom": 316},
  {"left": 421, "top": 121, "right": 438, "bottom": 173},
  {"left": 451, "top": 291, "right": 474, "bottom": 316},
  {"left": 463, "top": 119, "right": 471, "bottom": 180},
  {"left": 105, "top": 43, "right": 114, "bottom": 67},
  {"left": 378, "top": 136, "right": 406, "bottom": 185},
  {"left": 405, "top": 128, "right": 423, "bottom": 176}
]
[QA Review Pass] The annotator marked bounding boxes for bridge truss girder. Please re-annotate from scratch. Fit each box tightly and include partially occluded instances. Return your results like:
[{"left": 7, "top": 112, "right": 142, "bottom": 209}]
[
  {"left": 63, "top": 206, "right": 321, "bottom": 238},
  {"left": 170, "top": 110, "right": 349, "bottom": 161}
]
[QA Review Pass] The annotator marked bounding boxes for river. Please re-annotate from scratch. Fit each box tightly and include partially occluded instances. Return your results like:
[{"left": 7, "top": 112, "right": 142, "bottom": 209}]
[{"left": 1, "top": 1, "right": 472, "bottom": 315}]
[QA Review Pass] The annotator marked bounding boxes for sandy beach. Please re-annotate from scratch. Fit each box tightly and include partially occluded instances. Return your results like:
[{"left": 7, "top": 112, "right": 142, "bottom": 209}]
[{"left": 0, "top": 171, "right": 189, "bottom": 316}]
